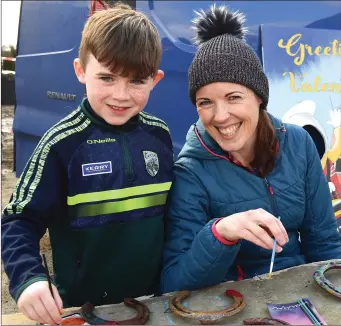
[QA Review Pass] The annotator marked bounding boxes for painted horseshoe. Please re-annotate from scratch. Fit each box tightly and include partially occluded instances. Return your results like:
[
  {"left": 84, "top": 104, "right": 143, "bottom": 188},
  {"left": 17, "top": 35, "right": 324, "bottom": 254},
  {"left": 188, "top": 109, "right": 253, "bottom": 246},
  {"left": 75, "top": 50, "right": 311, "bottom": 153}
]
[
  {"left": 169, "top": 289, "right": 246, "bottom": 325},
  {"left": 313, "top": 262, "right": 341, "bottom": 299},
  {"left": 243, "top": 317, "right": 290, "bottom": 325},
  {"left": 80, "top": 298, "right": 150, "bottom": 325}
]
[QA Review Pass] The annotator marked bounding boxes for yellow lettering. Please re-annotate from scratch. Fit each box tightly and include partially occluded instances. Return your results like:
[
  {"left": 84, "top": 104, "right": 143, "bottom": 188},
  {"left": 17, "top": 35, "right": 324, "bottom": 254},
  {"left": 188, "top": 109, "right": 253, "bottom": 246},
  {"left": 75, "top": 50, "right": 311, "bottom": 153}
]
[
  {"left": 283, "top": 72, "right": 300, "bottom": 92},
  {"left": 278, "top": 34, "right": 304, "bottom": 66},
  {"left": 305, "top": 45, "right": 313, "bottom": 56},
  {"left": 330, "top": 84, "right": 341, "bottom": 92},
  {"left": 321, "top": 83, "right": 329, "bottom": 92},
  {"left": 314, "top": 76, "right": 321, "bottom": 91},
  {"left": 314, "top": 46, "right": 322, "bottom": 56},
  {"left": 279, "top": 36, "right": 341, "bottom": 66},
  {"left": 324, "top": 47, "right": 331, "bottom": 55},
  {"left": 294, "top": 47, "right": 305, "bottom": 66},
  {"left": 331, "top": 40, "right": 339, "bottom": 55},
  {"left": 302, "top": 82, "right": 313, "bottom": 92}
]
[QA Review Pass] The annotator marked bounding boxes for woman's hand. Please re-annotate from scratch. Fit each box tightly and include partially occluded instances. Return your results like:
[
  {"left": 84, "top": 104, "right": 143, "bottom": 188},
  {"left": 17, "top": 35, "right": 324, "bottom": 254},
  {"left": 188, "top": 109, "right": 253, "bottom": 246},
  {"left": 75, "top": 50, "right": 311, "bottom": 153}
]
[
  {"left": 215, "top": 209, "right": 289, "bottom": 252},
  {"left": 17, "top": 281, "right": 63, "bottom": 325}
]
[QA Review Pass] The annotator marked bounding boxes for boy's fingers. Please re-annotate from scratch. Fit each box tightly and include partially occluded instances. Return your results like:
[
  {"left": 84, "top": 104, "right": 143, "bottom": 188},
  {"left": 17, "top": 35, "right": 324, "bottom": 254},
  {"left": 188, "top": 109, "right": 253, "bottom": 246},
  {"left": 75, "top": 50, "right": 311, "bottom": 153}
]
[
  {"left": 34, "top": 298, "right": 55, "bottom": 325},
  {"left": 52, "top": 285, "right": 64, "bottom": 314},
  {"left": 20, "top": 306, "right": 34, "bottom": 323},
  {"left": 40, "top": 291, "right": 62, "bottom": 324},
  {"left": 25, "top": 305, "right": 44, "bottom": 324}
]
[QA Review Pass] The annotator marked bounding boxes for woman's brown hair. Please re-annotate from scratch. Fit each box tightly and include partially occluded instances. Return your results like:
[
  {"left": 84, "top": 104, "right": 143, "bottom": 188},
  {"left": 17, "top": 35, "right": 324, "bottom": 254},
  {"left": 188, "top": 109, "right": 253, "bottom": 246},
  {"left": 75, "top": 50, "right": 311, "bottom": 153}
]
[{"left": 251, "top": 109, "right": 278, "bottom": 178}]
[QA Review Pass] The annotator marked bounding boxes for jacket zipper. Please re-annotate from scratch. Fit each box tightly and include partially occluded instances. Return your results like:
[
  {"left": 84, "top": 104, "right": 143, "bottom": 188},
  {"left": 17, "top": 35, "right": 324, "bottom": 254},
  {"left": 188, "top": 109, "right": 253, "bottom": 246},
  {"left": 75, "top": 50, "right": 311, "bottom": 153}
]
[
  {"left": 196, "top": 125, "right": 281, "bottom": 217},
  {"left": 122, "top": 134, "right": 134, "bottom": 182},
  {"left": 264, "top": 177, "right": 280, "bottom": 217},
  {"left": 194, "top": 126, "right": 285, "bottom": 280}
]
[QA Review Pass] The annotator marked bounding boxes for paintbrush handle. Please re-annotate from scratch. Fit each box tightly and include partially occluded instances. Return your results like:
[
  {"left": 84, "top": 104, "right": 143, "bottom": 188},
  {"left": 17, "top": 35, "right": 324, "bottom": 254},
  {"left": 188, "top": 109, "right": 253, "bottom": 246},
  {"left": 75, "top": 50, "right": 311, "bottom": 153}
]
[
  {"left": 42, "top": 253, "right": 55, "bottom": 299},
  {"left": 269, "top": 216, "right": 281, "bottom": 276}
]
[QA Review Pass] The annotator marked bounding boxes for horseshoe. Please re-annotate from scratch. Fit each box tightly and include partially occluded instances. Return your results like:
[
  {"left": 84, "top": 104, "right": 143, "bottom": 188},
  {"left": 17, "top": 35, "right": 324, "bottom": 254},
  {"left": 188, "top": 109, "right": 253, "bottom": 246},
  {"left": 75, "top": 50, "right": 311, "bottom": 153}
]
[
  {"left": 80, "top": 298, "right": 150, "bottom": 325},
  {"left": 61, "top": 316, "right": 88, "bottom": 325},
  {"left": 169, "top": 289, "right": 246, "bottom": 325},
  {"left": 243, "top": 317, "right": 290, "bottom": 325},
  {"left": 313, "top": 262, "right": 341, "bottom": 299},
  {"left": 58, "top": 312, "right": 87, "bottom": 325}
]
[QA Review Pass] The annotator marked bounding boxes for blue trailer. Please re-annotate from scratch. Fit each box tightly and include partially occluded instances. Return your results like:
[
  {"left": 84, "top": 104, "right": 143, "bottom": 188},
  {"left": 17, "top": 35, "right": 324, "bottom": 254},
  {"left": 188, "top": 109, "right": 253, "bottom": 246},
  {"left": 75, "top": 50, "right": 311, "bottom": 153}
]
[{"left": 13, "top": 0, "right": 341, "bottom": 222}]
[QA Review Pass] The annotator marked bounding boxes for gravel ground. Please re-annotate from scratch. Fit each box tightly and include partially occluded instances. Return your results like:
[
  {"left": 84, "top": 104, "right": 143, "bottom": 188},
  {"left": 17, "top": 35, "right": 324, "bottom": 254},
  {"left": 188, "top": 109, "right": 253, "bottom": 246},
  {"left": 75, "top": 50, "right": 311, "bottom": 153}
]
[{"left": 1, "top": 105, "right": 53, "bottom": 315}]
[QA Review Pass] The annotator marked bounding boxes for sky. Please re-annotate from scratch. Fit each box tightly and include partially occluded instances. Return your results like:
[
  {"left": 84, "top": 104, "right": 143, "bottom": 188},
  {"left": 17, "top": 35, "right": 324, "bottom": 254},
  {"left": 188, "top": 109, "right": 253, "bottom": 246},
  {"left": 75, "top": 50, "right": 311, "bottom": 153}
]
[{"left": 2, "top": 1, "right": 22, "bottom": 46}]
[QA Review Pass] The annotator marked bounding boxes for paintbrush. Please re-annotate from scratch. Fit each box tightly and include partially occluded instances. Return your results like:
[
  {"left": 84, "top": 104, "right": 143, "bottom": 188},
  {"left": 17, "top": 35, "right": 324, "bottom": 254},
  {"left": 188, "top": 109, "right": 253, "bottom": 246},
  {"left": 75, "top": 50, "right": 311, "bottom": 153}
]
[
  {"left": 42, "top": 253, "right": 55, "bottom": 299},
  {"left": 268, "top": 216, "right": 281, "bottom": 279},
  {"left": 298, "top": 299, "right": 321, "bottom": 325}
]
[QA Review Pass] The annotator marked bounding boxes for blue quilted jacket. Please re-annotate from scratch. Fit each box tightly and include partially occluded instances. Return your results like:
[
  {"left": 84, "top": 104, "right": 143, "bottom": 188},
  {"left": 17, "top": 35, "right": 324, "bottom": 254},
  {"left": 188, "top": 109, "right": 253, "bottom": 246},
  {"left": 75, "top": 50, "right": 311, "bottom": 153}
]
[{"left": 161, "top": 114, "right": 341, "bottom": 293}]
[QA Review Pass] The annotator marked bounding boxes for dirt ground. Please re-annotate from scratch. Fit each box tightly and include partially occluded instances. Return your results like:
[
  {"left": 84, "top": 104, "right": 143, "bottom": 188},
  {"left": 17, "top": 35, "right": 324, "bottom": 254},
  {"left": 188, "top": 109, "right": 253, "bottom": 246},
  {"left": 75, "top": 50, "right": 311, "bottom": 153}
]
[{"left": 1, "top": 105, "right": 53, "bottom": 315}]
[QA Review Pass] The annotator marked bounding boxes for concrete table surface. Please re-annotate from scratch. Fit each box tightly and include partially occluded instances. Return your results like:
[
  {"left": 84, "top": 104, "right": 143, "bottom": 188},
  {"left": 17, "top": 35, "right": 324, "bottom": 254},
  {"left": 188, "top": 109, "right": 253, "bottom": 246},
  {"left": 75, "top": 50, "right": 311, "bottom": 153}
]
[{"left": 2, "top": 259, "right": 340, "bottom": 325}]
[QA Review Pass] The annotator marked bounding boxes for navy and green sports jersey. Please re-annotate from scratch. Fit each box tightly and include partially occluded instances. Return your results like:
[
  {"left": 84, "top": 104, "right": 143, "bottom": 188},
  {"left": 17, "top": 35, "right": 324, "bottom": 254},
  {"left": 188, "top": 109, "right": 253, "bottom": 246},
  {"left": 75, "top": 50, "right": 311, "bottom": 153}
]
[{"left": 2, "top": 98, "right": 174, "bottom": 307}]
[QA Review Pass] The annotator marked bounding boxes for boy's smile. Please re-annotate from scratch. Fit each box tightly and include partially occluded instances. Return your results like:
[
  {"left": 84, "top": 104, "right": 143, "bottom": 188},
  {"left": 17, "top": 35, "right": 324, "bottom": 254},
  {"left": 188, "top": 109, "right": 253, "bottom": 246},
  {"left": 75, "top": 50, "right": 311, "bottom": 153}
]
[
  {"left": 106, "top": 104, "right": 131, "bottom": 114},
  {"left": 74, "top": 54, "right": 164, "bottom": 126}
]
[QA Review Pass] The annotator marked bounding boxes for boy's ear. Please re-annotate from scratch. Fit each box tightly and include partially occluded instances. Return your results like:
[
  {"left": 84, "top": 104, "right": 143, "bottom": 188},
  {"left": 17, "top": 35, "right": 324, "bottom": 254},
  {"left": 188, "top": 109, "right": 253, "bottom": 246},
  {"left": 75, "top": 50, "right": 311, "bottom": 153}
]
[
  {"left": 152, "top": 70, "right": 164, "bottom": 88},
  {"left": 74, "top": 58, "right": 86, "bottom": 84}
]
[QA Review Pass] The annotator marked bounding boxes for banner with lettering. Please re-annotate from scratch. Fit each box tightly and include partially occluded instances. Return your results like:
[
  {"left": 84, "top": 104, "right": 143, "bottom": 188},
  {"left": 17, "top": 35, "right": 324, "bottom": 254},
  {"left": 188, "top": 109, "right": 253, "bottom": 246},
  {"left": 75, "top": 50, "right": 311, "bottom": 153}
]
[{"left": 261, "top": 25, "right": 341, "bottom": 229}]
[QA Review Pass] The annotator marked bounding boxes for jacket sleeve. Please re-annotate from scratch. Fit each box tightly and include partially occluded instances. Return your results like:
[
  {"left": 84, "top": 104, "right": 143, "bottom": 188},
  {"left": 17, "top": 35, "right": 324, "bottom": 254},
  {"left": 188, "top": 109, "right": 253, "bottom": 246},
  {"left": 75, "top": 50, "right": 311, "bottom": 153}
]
[
  {"left": 161, "top": 159, "right": 241, "bottom": 294},
  {"left": 2, "top": 146, "right": 64, "bottom": 301},
  {"left": 299, "top": 131, "right": 341, "bottom": 261}
]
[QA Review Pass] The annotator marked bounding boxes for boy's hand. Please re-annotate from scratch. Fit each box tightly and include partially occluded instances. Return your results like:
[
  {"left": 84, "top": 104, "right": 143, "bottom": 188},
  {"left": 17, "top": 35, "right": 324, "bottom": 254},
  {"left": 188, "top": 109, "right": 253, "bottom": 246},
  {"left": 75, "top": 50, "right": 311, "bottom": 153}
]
[{"left": 17, "top": 281, "right": 63, "bottom": 325}]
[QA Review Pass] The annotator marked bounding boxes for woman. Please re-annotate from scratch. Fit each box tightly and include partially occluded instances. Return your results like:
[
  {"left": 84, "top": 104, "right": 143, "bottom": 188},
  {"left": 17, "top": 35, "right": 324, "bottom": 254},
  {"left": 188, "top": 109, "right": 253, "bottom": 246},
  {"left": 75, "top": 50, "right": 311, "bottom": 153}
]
[{"left": 161, "top": 4, "right": 341, "bottom": 294}]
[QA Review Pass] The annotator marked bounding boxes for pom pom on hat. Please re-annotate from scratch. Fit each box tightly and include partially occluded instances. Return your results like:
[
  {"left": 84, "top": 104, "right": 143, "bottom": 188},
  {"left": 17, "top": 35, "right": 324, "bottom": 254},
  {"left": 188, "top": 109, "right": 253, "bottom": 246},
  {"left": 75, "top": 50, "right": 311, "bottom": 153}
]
[{"left": 192, "top": 4, "right": 248, "bottom": 45}]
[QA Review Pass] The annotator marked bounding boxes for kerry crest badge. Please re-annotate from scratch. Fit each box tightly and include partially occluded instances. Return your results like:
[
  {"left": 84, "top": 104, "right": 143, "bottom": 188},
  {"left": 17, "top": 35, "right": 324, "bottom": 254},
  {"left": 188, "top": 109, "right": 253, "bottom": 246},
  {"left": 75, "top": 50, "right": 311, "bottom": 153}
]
[{"left": 143, "top": 150, "right": 159, "bottom": 177}]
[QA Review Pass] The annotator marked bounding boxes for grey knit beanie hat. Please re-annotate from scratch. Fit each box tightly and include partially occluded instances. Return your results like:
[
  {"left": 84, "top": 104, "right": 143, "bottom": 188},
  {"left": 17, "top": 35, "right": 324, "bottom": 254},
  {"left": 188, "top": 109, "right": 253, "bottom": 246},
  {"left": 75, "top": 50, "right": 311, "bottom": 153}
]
[{"left": 188, "top": 4, "right": 269, "bottom": 110}]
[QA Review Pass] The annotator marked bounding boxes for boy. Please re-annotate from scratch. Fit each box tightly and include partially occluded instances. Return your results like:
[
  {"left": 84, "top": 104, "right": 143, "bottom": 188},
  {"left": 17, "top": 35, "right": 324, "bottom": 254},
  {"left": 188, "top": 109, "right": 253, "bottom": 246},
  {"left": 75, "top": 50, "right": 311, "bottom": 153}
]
[{"left": 1, "top": 3, "right": 173, "bottom": 324}]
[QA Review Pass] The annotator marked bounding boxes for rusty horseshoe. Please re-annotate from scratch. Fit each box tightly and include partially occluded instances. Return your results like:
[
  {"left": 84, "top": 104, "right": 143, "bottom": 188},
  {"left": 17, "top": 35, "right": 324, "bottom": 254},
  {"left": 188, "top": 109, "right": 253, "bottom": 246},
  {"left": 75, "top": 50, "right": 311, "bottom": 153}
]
[
  {"left": 80, "top": 298, "right": 150, "bottom": 325},
  {"left": 243, "top": 317, "right": 291, "bottom": 325},
  {"left": 169, "top": 289, "right": 246, "bottom": 325}
]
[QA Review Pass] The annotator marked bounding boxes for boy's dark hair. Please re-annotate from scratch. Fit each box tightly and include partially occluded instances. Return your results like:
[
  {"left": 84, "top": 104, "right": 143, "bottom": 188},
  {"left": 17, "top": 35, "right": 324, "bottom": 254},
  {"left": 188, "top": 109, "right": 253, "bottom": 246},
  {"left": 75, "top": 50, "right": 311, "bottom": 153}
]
[{"left": 79, "top": 3, "right": 161, "bottom": 78}]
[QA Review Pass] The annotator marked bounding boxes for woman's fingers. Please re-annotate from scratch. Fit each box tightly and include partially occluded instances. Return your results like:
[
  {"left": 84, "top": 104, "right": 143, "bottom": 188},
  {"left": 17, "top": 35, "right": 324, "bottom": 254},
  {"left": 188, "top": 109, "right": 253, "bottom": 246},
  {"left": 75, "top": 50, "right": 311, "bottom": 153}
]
[
  {"left": 243, "top": 224, "right": 283, "bottom": 252},
  {"left": 275, "top": 218, "right": 289, "bottom": 243},
  {"left": 245, "top": 225, "right": 283, "bottom": 252},
  {"left": 248, "top": 224, "right": 274, "bottom": 249},
  {"left": 220, "top": 209, "right": 289, "bottom": 251},
  {"left": 256, "top": 209, "right": 288, "bottom": 246},
  {"left": 241, "top": 229, "right": 278, "bottom": 251}
]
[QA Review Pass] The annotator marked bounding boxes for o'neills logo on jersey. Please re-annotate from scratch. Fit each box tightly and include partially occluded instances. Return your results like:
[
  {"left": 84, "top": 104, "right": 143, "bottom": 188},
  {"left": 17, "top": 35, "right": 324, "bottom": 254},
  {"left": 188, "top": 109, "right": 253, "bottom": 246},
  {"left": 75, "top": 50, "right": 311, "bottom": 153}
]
[
  {"left": 82, "top": 161, "right": 112, "bottom": 176},
  {"left": 87, "top": 138, "right": 116, "bottom": 144}
]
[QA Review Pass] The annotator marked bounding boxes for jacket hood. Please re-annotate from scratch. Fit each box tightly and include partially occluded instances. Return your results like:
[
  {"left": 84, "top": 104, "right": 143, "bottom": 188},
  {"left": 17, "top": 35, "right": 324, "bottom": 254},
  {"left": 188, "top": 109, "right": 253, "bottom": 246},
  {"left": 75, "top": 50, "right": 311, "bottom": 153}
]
[{"left": 178, "top": 113, "right": 286, "bottom": 161}]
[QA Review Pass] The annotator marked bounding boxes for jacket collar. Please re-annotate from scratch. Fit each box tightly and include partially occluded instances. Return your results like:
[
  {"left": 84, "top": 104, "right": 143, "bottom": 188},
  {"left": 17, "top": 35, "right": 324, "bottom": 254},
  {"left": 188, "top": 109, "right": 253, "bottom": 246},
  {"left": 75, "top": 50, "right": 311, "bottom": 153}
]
[
  {"left": 80, "top": 97, "right": 140, "bottom": 132},
  {"left": 192, "top": 112, "right": 287, "bottom": 164}
]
